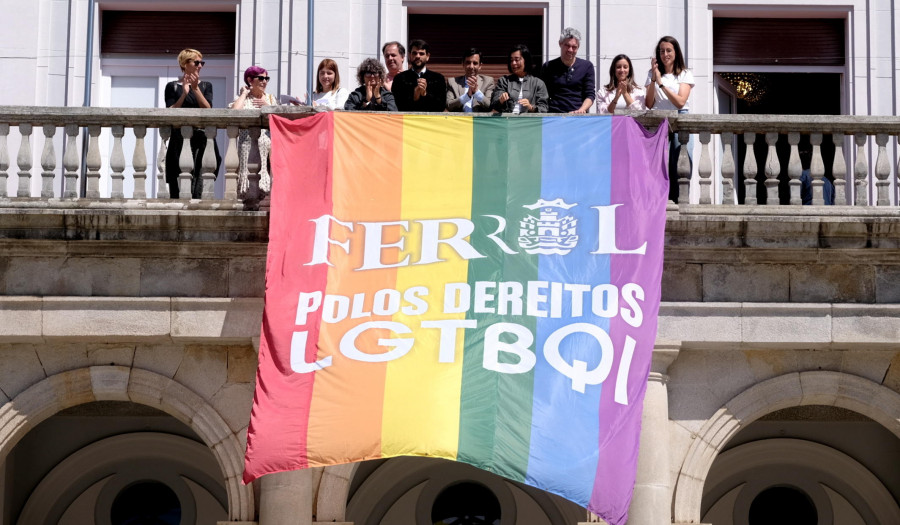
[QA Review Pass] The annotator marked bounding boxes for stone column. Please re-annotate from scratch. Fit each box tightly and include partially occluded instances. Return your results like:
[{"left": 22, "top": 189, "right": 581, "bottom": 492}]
[
  {"left": 259, "top": 470, "right": 313, "bottom": 525},
  {"left": 626, "top": 343, "right": 680, "bottom": 525}
]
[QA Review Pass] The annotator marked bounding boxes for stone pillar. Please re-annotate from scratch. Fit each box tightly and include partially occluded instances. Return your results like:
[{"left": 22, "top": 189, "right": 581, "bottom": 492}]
[
  {"left": 259, "top": 470, "right": 313, "bottom": 525},
  {"left": 626, "top": 343, "right": 680, "bottom": 525}
]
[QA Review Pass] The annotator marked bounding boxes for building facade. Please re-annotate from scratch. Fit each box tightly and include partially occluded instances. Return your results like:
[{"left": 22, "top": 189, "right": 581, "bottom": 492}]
[
  {"left": 0, "top": 1, "right": 899, "bottom": 524},
  {"left": 2, "top": 0, "right": 899, "bottom": 200}
]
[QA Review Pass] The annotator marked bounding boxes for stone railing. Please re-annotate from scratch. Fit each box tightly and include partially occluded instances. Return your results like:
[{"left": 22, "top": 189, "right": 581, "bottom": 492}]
[
  {"left": 657, "top": 113, "right": 900, "bottom": 206},
  {"left": 0, "top": 105, "right": 317, "bottom": 207},
  {"left": 0, "top": 107, "right": 898, "bottom": 208}
]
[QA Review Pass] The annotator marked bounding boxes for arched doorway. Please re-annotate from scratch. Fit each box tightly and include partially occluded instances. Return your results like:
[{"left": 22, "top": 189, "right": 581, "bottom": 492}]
[
  {"left": 701, "top": 406, "right": 900, "bottom": 525},
  {"left": 345, "top": 457, "right": 585, "bottom": 525},
  {"left": 9, "top": 402, "right": 228, "bottom": 525},
  {"left": 672, "top": 371, "right": 900, "bottom": 524}
]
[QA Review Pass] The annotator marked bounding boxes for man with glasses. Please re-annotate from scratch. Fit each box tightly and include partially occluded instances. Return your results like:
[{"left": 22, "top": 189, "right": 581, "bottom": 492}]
[
  {"left": 539, "top": 28, "right": 595, "bottom": 114},
  {"left": 391, "top": 39, "right": 447, "bottom": 112}
]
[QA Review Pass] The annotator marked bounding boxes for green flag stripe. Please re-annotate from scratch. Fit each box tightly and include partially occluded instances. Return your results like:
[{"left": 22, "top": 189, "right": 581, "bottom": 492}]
[{"left": 458, "top": 117, "right": 542, "bottom": 481}]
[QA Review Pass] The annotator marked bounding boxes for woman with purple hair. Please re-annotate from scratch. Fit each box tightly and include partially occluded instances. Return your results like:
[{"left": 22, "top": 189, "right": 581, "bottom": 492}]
[{"left": 229, "top": 66, "right": 278, "bottom": 196}]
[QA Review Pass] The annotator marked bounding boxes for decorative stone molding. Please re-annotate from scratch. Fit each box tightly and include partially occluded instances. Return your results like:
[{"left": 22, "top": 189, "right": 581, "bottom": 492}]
[
  {"left": 672, "top": 371, "right": 900, "bottom": 523},
  {"left": 0, "top": 366, "right": 255, "bottom": 521}
]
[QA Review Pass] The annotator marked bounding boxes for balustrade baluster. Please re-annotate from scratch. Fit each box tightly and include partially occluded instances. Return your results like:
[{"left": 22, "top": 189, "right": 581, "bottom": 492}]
[
  {"left": 157, "top": 126, "right": 171, "bottom": 199},
  {"left": 132, "top": 125, "right": 147, "bottom": 199},
  {"left": 0, "top": 124, "right": 9, "bottom": 198},
  {"left": 874, "top": 133, "right": 891, "bottom": 206},
  {"left": 809, "top": 133, "right": 825, "bottom": 205},
  {"left": 178, "top": 126, "right": 194, "bottom": 199},
  {"left": 62, "top": 124, "right": 79, "bottom": 198},
  {"left": 110, "top": 125, "right": 126, "bottom": 198},
  {"left": 742, "top": 132, "right": 757, "bottom": 205},
  {"left": 832, "top": 133, "right": 847, "bottom": 204},
  {"left": 787, "top": 132, "right": 801, "bottom": 205},
  {"left": 763, "top": 132, "right": 779, "bottom": 205},
  {"left": 896, "top": 136, "right": 900, "bottom": 206},
  {"left": 16, "top": 123, "right": 33, "bottom": 197},
  {"left": 40, "top": 124, "right": 57, "bottom": 198},
  {"left": 85, "top": 125, "right": 102, "bottom": 198},
  {"left": 697, "top": 131, "right": 712, "bottom": 204},
  {"left": 246, "top": 127, "right": 262, "bottom": 204},
  {"left": 201, "top": 126, "right": 218, "bottom": 199},
  {"left": 720, "top": 132, "right": 735, "bottom": 204},
  {"left": 224, "top": 126, "right": 239, "bottom": 200},
  {"left": 677, "top": 130, "right": 690, "bottom": 203},
  {"left": 854, "top": 134, "right": 868, "bottom": 206}
]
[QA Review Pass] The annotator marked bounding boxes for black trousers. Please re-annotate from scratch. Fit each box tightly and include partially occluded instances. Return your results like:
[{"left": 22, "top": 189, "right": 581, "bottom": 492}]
[{"left": 165, "top": 129, "right": 222, "bottom": 199}]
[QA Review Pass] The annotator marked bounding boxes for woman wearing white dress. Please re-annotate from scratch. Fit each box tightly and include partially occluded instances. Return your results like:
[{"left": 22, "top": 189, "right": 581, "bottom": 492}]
[
  {"left": 597, "top": 54, "right": 645, "bottom": 114},
  {"left": 310, "top": 59, "right": 350, "bottom": 110},
  {"left": 645, "top": 36, "right": 694, "bottom": 202},
  {"left": 229, "top": 66, "right": 278, "bottom": 196}
]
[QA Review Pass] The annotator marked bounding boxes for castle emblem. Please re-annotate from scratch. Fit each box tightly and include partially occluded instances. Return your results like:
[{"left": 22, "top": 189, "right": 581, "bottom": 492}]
[{"left": 518, "top": 198, "right": 579, "bottom": 255}]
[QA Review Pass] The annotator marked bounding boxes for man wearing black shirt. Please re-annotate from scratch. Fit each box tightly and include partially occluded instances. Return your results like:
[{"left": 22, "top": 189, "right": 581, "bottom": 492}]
[{"left": 391, "top": 39, "right": 447, "bottom": 112}]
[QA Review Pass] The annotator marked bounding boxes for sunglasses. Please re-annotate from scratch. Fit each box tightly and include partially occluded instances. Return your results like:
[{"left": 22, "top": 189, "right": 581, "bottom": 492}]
[
  {"left": 254, "top": 76, "right": 270, "bottom": 82},
  {"left": 192, "top": 60, "right": 206, "bottom": 66}
]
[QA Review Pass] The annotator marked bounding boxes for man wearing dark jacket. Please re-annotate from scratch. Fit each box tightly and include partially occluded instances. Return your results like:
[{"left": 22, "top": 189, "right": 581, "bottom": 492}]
[{"left": 391, "top": 39, "right": 447, "bottom": 112}]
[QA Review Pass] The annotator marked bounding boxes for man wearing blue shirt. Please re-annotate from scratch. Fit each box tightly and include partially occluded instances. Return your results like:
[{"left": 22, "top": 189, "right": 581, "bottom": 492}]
[{"left": 540, "top": 28, "right": 595, "bottom": 114}]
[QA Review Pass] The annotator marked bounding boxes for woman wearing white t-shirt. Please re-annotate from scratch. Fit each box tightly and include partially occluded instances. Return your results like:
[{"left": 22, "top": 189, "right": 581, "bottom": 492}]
[
  {"left": 310, "top": 58, "right": 350, "bottom": 110},
  {"left": 645, "top": 36, "right": 693, "bottom": 202}
]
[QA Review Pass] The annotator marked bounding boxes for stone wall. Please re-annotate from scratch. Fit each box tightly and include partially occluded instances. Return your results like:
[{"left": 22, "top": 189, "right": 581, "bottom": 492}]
[{"left": 2, "top": 203, "right": 900, "bottom": 524}]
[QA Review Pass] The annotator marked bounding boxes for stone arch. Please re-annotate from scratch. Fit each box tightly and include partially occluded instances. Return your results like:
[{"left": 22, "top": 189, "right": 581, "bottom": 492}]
[
  {"left": 0, "top": 366, "right": 254, "bottom": 521},
  {"left": 672, "top": 371, "right": 900, "bottom": 523}
]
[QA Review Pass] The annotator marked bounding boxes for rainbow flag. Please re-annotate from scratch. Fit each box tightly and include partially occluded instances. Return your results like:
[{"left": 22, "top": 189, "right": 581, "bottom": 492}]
[{"left": 244, "top": 112, "right": 668, "bottom": 524}]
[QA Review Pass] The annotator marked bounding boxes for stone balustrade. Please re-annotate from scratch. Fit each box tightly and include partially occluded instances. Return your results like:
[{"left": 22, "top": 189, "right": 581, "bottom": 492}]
[
  {"left": 652, "top": 113, "right": 900, "bottom": 206},
  {"left": 0, "top": 105, "right": 317, "bottom": 206},
  {"left": 0, "top": 107, "right": 898, "bottom": 208}
]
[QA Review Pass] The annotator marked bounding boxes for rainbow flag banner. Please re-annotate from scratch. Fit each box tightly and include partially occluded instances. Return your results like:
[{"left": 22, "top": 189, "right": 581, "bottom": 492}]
[{"left": 244, "top": 112, "right": 669, "bottom": 524}]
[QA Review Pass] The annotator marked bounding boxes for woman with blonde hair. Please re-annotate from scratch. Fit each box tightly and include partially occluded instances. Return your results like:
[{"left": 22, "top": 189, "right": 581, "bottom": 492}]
[
  {"left": 597, "top": 54, "right": 645, "bottom": 114},
  {"left": 163, "top": 48, "right": 221, "bottom": 199},
  {"left": 310, "top": 59, "right": 350, "bottom": 109}
]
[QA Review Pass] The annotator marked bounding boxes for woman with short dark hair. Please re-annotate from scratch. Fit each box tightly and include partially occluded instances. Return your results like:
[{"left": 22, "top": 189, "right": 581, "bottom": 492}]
[
  {"left": 229, "top": 66, "right": 278, "bottom": 196},
  {"left": 343, "top": 58, "right": 398, "bottom": 111},
  {"left": 490, "top": 44, "right": 548, "bottom": 114}
]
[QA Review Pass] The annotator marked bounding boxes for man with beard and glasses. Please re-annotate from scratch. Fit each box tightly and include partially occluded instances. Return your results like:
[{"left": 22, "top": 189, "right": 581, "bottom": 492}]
[{"left": 391, "top": 39, "right": 447, "bottom": 112}]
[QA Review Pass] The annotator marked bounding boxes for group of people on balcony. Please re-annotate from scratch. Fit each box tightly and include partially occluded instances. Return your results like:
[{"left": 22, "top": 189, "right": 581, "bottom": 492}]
[
  {"left": 337, "top": 29, "right": 692, "bottom": 116},
  {"left": 163, "top": 31, "right": 693, "bottom": 198}
]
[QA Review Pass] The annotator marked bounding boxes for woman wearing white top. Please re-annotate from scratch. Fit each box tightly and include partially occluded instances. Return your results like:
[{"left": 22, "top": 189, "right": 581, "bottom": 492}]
[
  {"left": 310, "top": 59, "right": 350, "bottom": 109},
  {"left": 645, "top": 36, "right": 694, "bottom": 111},
  {"left": 598, "top": 54, "right": 645, "bottom": 114},
  {"left": 645, "top": 36, "right": 694, "bottom": 202},
  {"left": 229, "top": 66, "right": 278, "bottom": 196}
]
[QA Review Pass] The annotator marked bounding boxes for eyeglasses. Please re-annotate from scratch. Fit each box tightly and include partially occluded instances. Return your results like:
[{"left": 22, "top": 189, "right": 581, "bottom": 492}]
[
  {"left": 254, "top": 76, "right": 270, "bottom": 82},
  {"left": 192, "top": 60, "right": 206, "bottom": 66}
]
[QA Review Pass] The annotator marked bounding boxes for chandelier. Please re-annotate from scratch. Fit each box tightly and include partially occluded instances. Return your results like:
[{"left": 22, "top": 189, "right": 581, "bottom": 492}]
[{"left": 720, "top": 73, "right": 768, "bottom": 104}]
